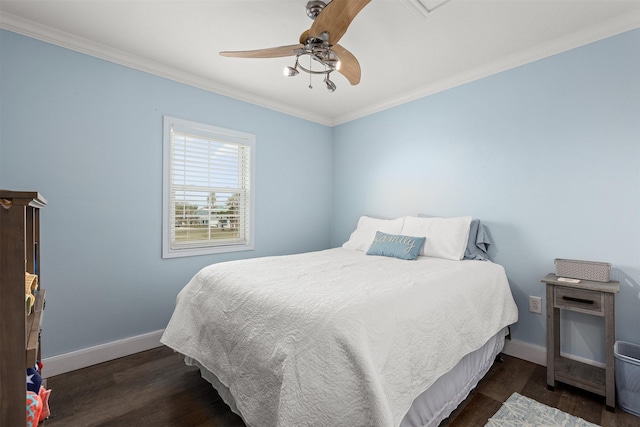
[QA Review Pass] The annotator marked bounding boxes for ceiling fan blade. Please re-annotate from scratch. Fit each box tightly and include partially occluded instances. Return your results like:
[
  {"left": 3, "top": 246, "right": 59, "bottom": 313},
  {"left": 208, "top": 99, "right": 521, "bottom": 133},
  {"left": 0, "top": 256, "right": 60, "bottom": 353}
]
[
  {"left": 299, "top": 29, "right": 311, "bottom": 45},
  {"left": 309, "top": 0, "right": 371, "bottom": 46},
  {"left": 220, "top": 44, "right": 303, "bottom": 59},
  {"left": 333, "top": 44, "right": 361, "bottom": 85}
]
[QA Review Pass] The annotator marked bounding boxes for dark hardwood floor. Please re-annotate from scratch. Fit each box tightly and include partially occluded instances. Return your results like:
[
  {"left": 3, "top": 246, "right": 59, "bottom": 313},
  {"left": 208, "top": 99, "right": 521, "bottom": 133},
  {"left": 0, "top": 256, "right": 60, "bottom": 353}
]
[{"left": 44, "top": 346, "right": 639, "bottom": 427}]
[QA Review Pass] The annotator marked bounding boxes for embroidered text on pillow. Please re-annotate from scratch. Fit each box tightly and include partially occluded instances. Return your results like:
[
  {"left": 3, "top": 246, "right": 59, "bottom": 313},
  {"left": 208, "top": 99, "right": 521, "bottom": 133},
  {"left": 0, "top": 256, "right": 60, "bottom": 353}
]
[
  {"left": 366, "top": 231, "right": 426, "bottom": 260},
  {"left": 371, "top": 233, "right": 419, "bottom": 254}
]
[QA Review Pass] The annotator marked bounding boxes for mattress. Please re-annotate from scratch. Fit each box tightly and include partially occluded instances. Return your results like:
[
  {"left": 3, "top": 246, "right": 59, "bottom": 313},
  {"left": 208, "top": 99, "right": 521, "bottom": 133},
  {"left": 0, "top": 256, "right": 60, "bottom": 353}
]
[{"left": 161, "top": 248, "right": 518, "bottom": 427}]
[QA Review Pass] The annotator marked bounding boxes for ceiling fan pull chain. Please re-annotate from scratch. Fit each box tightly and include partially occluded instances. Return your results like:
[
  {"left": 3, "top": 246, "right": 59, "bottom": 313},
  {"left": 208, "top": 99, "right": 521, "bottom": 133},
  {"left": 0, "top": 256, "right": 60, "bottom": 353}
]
[{"left": 308, "top": 55, "right": 313, "bottom": 89}]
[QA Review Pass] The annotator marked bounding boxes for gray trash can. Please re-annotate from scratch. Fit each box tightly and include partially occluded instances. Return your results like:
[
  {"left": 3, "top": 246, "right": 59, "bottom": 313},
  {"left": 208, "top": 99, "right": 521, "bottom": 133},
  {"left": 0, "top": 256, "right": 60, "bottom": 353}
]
[{"left": 614, "top": 341, "right": 640, "bottom": 416}]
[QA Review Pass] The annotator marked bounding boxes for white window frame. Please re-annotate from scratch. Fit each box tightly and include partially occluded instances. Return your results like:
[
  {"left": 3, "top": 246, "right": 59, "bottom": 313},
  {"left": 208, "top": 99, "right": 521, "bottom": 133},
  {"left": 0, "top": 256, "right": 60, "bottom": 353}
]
[{"left": 162, "top": 116, "right": 255, "bottom": 258}]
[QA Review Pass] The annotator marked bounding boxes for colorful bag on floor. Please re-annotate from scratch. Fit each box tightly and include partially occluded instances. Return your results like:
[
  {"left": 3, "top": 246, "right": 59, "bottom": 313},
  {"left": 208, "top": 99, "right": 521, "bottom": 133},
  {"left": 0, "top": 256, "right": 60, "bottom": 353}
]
[
  {"left": 26, "top": 391, "right": 42, "bottom": 427},
  {"left": 25, "top": 386, "right": 51, "bottom": 426}
]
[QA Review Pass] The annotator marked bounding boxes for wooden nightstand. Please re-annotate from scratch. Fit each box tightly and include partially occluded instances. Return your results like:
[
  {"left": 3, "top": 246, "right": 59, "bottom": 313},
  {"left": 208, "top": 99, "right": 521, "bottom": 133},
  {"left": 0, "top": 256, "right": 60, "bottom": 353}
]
[{"left": 541, "top": 273, "right": 619, "bottom": 411}]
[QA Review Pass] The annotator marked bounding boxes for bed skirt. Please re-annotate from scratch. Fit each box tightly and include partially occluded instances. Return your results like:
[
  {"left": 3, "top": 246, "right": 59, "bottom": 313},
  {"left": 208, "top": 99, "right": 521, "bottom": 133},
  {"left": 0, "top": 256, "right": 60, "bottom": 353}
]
[{"left": 185, "top": 327, "right": 507, "bottom": 427}]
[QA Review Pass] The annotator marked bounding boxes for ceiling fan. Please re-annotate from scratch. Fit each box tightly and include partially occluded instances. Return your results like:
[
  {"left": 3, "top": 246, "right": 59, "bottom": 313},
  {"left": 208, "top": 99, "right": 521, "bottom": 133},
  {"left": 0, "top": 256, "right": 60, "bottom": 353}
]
[{"left": 220, "top": 0, "right": 371, "bottom": 92}]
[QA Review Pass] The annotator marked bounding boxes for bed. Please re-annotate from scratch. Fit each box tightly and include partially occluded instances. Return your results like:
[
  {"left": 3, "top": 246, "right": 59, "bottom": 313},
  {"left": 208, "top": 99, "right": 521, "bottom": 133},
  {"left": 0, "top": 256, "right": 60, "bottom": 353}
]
[{"left": 161, "top": 216, "right": 518, "bottom": 427}]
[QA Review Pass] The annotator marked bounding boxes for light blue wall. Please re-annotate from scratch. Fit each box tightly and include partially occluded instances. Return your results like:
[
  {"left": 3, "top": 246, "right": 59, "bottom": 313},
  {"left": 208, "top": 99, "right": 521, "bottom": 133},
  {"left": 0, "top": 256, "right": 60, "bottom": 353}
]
[
  {"left": 332, "top": 29, "right": 640, "bottom": 362},
  {"left": 0, "top": 30, "right": 333, "bottom": 357},
  {"left": 2, "top": 27, "right": 639, "bottom": 364}
]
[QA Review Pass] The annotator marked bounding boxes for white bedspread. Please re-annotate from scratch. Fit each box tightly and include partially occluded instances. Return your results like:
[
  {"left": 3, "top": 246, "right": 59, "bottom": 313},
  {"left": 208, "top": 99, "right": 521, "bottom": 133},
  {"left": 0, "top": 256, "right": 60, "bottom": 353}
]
[{"left": 161, "top": 248, "right": 518, "bottom": 427}]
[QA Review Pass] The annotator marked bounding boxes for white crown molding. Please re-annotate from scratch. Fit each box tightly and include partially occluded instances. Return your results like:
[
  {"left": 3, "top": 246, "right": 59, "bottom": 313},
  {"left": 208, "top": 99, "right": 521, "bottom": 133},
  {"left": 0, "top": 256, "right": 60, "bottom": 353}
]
[
  {"left": 334, "top": 10, "right": 640, "bottom": 126},
  {"left": 2, "top": 10, "right": 639, "bottom": 127},
  {"left": 0, "top": 12, "right": 333, "bottom": 127}
]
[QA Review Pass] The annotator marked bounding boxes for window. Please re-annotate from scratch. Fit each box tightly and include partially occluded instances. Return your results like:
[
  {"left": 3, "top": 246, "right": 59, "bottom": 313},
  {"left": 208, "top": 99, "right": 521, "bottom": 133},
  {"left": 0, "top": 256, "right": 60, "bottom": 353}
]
[{"left": 162, "top": 116, "right": 255, "bottom": 258}]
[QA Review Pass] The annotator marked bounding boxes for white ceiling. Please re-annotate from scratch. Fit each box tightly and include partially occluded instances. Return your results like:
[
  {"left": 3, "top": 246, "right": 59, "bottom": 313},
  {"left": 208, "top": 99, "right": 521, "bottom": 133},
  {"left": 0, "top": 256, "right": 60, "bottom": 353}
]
[{"left": 1, "top": 1, "right": 639, "bottom": 126}]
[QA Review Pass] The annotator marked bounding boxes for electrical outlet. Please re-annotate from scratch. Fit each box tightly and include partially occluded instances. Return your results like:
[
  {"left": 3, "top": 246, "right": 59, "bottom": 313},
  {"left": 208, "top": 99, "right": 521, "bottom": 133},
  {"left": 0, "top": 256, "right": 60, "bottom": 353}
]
[{"left": 529, "top": 296, "right": 542, "bottom": 314}]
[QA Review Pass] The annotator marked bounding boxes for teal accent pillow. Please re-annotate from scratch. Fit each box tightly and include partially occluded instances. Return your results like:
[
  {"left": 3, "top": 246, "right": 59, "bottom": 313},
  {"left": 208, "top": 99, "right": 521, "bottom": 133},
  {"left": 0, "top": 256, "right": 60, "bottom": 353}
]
[{"left": 366, "top": 231, "right": 426, "bottom": 260}]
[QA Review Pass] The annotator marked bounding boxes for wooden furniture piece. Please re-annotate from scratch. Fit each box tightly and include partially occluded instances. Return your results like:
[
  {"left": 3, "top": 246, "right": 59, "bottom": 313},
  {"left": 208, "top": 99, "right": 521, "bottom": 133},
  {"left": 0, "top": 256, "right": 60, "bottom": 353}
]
[
  {"left": 541, "top": 273, "right": 619, "bottom": 411},
  {"left": 1, "top": 190, "right": 47, "bottom": 426}
]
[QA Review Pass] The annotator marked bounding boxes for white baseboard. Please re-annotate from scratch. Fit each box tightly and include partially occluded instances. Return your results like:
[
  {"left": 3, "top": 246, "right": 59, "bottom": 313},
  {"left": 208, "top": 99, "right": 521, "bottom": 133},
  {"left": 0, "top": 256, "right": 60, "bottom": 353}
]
[
  {"left": 503, "top": 338, "right": 547, "bottom": 366},
  {"left": 42, "top": 329, "right": 165, "bottom": 378},
  {"left": 42, "top": 331, "right": 604, "bottom": 378},
  {"left": 502, "top": 338, "right": 606, "bottom": 369}
]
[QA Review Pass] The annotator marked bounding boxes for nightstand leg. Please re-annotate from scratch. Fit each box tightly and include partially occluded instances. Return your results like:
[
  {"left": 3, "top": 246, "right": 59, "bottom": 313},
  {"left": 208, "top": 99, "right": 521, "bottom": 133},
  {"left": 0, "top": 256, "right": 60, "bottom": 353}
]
[
  {"left": 546, "top": 284, "right": 557, "bottom": 390},
  {"left": 604, "top": 293, "right": 616, "bottom": 410}
]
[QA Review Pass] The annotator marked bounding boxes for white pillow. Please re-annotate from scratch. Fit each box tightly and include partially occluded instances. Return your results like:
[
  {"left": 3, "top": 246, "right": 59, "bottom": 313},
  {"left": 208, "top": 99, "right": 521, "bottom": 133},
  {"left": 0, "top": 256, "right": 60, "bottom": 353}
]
[
  {"left": 342, "top": 216, "right": 405, "bottom": 252},
  {"left": 401, "top": 216, "right": 472, "bottom": 260}
]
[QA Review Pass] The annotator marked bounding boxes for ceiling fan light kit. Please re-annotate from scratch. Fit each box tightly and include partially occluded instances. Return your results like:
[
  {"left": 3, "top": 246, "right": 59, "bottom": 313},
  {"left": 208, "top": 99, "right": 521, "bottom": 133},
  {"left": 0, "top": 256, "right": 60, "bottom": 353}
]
[
  {"left": 219, "top": 0, "right": 371, "bottom": 92},
  {"left": 283, "top": 65, "right": 300, "bottom": 77},
  {"left": 324, "top": 76, "right": 337, "bottom": 92}
]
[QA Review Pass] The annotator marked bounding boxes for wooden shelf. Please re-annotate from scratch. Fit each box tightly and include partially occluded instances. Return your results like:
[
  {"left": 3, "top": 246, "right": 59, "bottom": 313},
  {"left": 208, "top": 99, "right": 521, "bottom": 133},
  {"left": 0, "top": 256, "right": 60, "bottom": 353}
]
[
  {"left": 0, "top": 190, "right": 47, "bottom": 426},
  {"left": 555, "top": 356, "right": 606, "bottom": 396}
]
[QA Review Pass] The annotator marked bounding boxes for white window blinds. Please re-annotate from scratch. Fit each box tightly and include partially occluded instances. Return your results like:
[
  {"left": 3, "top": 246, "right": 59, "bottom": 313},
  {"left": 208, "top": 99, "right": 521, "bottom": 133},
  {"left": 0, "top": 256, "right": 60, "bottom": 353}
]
[{"left": 163, "top": 116, "right": 255, "bottom": 258}]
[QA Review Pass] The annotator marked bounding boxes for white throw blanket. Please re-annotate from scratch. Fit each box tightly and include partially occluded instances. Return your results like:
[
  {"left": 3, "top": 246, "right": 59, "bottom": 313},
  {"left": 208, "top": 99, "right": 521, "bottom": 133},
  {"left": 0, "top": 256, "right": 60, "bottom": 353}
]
[{"left": 161, "top": 248, "right": 518, "bottom": 427}]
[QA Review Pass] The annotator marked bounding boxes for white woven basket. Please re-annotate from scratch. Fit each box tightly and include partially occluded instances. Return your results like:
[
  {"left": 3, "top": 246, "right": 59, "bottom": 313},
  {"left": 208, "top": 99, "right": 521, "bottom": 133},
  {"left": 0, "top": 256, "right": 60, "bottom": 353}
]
[{"left": 554, "top": 258, "right": 611, "bottom": 282}]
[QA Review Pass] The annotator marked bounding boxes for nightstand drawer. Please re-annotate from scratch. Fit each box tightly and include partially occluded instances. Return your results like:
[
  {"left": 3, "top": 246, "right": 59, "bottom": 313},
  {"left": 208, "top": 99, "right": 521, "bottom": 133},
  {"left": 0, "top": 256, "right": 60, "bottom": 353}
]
[{"left": 554, "top": 286, "right": 603, "bottom": 315}]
